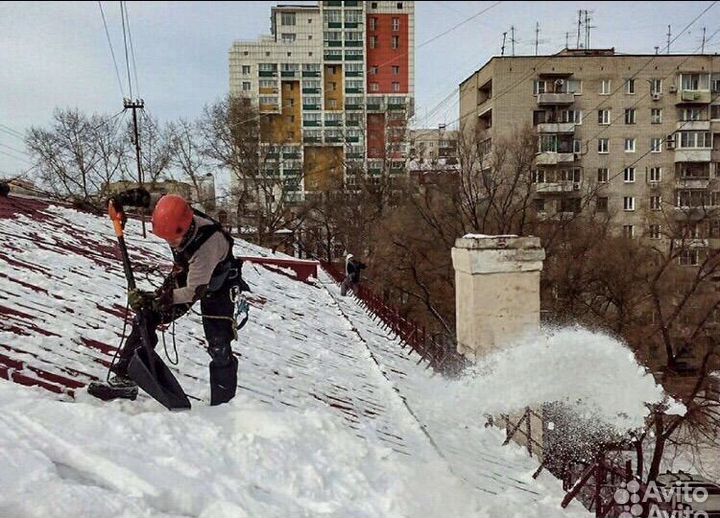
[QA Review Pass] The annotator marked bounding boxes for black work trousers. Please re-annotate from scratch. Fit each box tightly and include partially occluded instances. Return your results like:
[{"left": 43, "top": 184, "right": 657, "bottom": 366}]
[{"left": 113, "top": 279, "right": 238, "bottom": 405}]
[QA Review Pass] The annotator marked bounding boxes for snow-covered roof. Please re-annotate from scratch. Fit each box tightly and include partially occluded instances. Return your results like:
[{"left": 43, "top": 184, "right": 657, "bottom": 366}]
[{"left": 0, "top": 194, "right": 589, "bottom": 517}]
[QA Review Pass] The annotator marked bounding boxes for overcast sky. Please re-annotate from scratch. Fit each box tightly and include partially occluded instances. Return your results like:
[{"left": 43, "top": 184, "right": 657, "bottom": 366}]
[{"left": 1, "top": 1, "right": 718, "bottom": 182}]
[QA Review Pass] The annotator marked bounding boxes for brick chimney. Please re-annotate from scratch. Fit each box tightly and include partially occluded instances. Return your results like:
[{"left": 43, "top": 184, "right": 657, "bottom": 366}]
[{"left": 451, "top": 235, "right": 545, "bottom": 360}]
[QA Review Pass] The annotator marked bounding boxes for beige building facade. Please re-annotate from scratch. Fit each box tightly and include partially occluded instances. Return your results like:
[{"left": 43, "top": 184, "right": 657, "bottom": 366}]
[{"left": 459, "top": 49, "right": 720, "bottom": 250}]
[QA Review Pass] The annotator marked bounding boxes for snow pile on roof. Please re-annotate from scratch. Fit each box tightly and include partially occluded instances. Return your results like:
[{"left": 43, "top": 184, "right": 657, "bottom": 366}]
[
  {"left": 435, "top": 326, "right": 677, "bottom": 431},
  {"left": 0, "top": 195, "right": 590, "bottom": 517}
]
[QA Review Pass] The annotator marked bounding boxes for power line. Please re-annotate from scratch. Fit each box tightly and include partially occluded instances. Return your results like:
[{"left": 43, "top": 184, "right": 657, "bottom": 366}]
[
  {"left": 123, "top": 1, "right": 141, "bottom": 99},
  {"left": 120, "top": 1, "right": 134, "bottom": 98},
  {"left": 97, "top": 1, "right": 125, "bottom": 99}
]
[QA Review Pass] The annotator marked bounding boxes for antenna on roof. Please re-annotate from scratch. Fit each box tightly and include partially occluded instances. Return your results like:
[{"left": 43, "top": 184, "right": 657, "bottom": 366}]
[
  {"left": 576, "top": 10, "right": 582, "bottom": 49},
  {"left": 511, "top": 25, "right": 516, "bottom": 56},
  {"left": 501, "top": 31, "right": 507, "bottom": 56},
  {"left": 535, "top": 22, "right": 540, "bottom": 56},
  {"left": 666, "top": 25, "right": 672, "bottom": 54},
  {"left": 702, "top": 27, "right": 706, "bottom": 53}
]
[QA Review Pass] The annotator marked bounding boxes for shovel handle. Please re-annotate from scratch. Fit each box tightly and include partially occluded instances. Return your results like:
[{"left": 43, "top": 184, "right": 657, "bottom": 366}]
[{"left": 108, "top": 199, "right": 125, "bottom": 238}]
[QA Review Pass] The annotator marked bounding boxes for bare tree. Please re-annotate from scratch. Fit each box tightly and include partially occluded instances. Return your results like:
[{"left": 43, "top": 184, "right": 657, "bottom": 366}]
[
  {"left": 198, "top": 95, "right": 301, "bottom": 246},
  {"left": 26, "top": 108, "right": 128, "bottom": 208}
]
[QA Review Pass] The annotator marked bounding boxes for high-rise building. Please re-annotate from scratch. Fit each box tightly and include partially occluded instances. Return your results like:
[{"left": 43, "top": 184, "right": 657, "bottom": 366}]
[
  {"left": 229, "top": 1, "right": 414, "bottom": 203},
  {"left": 459, "top": 49, "right": 720, "bottom": 250}
]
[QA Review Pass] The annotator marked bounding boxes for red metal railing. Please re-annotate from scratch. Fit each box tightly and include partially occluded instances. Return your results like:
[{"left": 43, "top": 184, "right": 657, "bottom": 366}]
[{"left": 320, "top": 261, "right": 467, "bottom": 377}]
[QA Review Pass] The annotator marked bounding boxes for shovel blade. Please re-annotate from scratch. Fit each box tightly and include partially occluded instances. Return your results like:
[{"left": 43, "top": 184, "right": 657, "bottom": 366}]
[{"left": 127, "top": 348, "right": 191, "bottom": 410}]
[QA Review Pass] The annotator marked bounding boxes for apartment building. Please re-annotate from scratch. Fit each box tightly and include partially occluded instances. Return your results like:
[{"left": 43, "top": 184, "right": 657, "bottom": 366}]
[
  {"left": 410, "top": 125, "right": 458, "bottom": 162},
  {"left": 459, "top": 48, "right": 720, "bottom": 254},
  {"left": 228, "top": 0, "right": 414, "bottom": 203}
]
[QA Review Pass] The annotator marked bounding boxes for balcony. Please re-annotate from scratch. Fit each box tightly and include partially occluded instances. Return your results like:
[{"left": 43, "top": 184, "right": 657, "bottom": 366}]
[
  {"left": 536, "top": 122, "right": 576, "bottom": 134},
  {"left": 535, "top": 152, "right": 576, "bottom": 165},
  {"left": 534, "top": 181, "right": 577, "bottom": 193},
  {"left": 676, "top": 177, "right": 711, "bottom": 189},
  {"left": 536, "top": 93, "right": 575, "bottom": 105},
  {"left": 302, "top": 70, "right": 321, "bottom": 78},
  {"left": 281, "top": 71, "right": 297, "bottom": 78},
  {"left": 345, "top": 103, "right": 363, "bottom": 111},
  {"left": 674, "top": 149, "right": 712, "bottom": 162},
  {"left": 677, "top": 90, "right": 712, "bottom": 104},
  {"left": 676, "top": 120, "right": 711, "bottom": 131}
]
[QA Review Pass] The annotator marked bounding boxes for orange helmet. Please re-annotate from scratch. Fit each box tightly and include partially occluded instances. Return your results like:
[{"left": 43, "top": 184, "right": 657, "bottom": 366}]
[{"left": 152, "top": 194, "right": 193, "bottom": 242}]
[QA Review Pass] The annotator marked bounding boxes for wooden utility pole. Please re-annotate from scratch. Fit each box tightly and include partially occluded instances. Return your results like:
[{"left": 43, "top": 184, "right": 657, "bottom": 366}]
[{"left": 124, "top": 97, "right": 147, "bottom": 237}]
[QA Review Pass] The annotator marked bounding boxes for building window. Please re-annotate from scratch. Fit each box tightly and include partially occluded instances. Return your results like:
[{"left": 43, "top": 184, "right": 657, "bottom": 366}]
[
  {"left": 370, "top": 65, "right": 378, "bottom": 75},
  {"left": 600, "top": 79, "right": 611, "bottom": 95},
  {"left": 371, "top": 2, "right": 378, "bottom": 8},
  {"left": 625, "top": 78, "right": 635, "bottom": 94},
  {"left": 370, "top": 82, "right": 379, "bottom": 92},
  {"left": 281, "top": 33, "right": 296, "bottom": 43},
  {"left": 623, "top": 196, "right": 635, "bottom": 211},
  {"left": 597, "top": 167, "right": 608, "bottom": 183},
  {"left": 392, "top": 35, "right": 400, "bottom": 49},
  {"left": 534, "top": 198, "right": 545, "bottom": 212},
  {"left": 623, "top": 225, "right": 635, "bottom": 238},
  {"left": 598, "top": 138, "right": 609, "bottom": 153},
  {"left": 392, "top": 65, "right": 400, "bottom": 75},
  {"left": 369, "top": 17, "right": 377, "bottom": 30},
  {"left": 532, "top": 169, "right": 545, "bottom": 183},
  {"left": 649, "top": 224, "right": 661, "bottom": 239},
  {"left": 370, "top": 35, "right": 378, "bottom": 49},
  {"left": 596, "top": 196, "right": 608, "bottom": 212},
  {"left": 242, "top": 65, "right": 251, "bottom": 74},
  {"left": 680, "top": 249, "right": 700, "bottom": 266},
  {"left": 649, "top": 167, "right": 662, "bottom": 182},
  {"left": 624, "top": 108, "right": 636, "bottom": 124},
  {"left": 681, "top": 73, "right": 704, "bottom": 91},
  {"left": 328, "top": 99, "right": 337, "bottom": 109},
  {"left": 392, "top": 82, "right": 400, "bottom": 92},
  {"left": 397, "top": 2, "right": 403, "bottom": 8},
  {"left": 650, "top": 79, "right": 662, "bottom": 94},
  {"left": 624, "top": 167, "right": 635, "bottom": 183},
  {"left": 679, "top": 131, "right": 712, "bottom": 148},
  {"left": 651, "top": 138, "right": 662, "bottom": 153},
  {"left": 651, "top": 108, "right": 662, "bottom": 124},
  {"left": 281, "top": 12, "right": 296, "bottom": 25},
  {"left": 392, "top": 17, "right": 400, "bottom": 31},
  {"left": 682, "top": 107, "right": 703, "bottom": 121},
  {"left": 598, "top": 109, "right": 610, "bottom": 125},
  {"left": 242, "top": 81, "right": 251, "bottom": 91},
  {"left": 625, "top": 138, "right": 636, "bottom": 152},
  {"left": 650, "top": 195, "right": 662, "bottom": 210}
]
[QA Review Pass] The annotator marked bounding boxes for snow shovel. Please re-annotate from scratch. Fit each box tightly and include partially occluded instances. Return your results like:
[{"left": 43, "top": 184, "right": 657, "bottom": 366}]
[{"left": 108, "top": 199, "right": 191, "bottom": 410}]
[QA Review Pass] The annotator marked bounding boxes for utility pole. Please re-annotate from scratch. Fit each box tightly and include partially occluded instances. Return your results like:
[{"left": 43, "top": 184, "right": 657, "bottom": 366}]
[
  {"left": 535, "top": 22, "right": 540, "bottom": 56},
  {"left": 124, "top": 97, "right": 147, "bottom": 237},
  {"left": 666, "top": 25, "right": 672, "bottom": 54},
  {"left": 702, "top": 27, "right": 706, "bottom": 54}
]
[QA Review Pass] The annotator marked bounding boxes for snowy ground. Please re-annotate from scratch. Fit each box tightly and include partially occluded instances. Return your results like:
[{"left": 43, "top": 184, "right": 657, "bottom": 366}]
[{"left": 0, "top": 196, "right": 670, "bottom": 517}]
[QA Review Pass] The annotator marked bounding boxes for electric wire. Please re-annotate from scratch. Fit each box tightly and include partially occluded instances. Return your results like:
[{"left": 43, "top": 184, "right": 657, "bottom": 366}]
[{"left": 98, "top": 1, "right": 125, "bottom": 99}]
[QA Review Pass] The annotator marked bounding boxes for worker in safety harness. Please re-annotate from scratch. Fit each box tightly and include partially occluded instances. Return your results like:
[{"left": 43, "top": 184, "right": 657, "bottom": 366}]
[{"left": 109, "top": 193, "right": 246, "bottom": 406}]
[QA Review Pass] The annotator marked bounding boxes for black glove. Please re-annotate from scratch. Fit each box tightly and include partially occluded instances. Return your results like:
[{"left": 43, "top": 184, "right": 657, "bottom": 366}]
[{"left": 127, "top": 289, "right": 158, "bottom": 312}]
